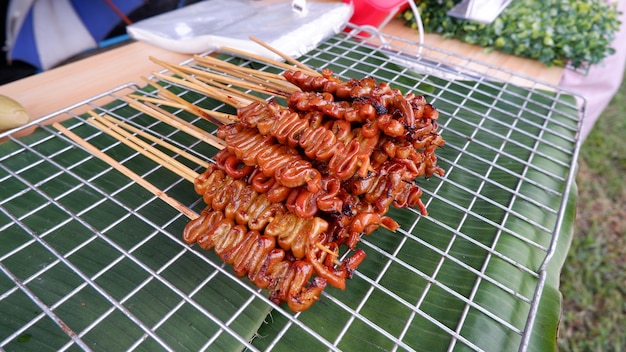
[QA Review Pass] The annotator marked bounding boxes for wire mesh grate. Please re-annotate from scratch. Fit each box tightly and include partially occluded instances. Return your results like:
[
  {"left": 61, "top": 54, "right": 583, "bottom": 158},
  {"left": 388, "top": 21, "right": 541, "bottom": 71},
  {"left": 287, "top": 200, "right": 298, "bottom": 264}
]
[{"left": 0, "top": 24, "right": 581, "bottom": 351}]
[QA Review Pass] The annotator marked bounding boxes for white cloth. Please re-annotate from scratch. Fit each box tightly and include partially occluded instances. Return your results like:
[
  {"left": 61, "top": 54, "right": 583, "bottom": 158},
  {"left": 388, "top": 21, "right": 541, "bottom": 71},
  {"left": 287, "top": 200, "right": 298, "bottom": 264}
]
[
  {"left": 558, "top": 0, "right": 626, "bottom": 142},
  {"left": 34, "top": 0, "right": 97, "bottom": 70}
]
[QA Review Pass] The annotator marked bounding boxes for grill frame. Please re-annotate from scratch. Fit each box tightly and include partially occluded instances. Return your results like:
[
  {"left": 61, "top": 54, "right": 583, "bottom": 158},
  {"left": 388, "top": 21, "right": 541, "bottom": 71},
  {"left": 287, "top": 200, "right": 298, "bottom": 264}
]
[{"left": 0, "top": 24, "right": 582, "bottom": 351}]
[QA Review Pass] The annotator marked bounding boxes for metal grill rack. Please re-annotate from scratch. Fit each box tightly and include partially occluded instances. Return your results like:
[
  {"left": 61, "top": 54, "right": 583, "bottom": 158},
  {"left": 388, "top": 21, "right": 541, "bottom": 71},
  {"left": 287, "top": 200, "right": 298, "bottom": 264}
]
[{"left": 0, "top": 24, "right": 582, "bottom": 351}]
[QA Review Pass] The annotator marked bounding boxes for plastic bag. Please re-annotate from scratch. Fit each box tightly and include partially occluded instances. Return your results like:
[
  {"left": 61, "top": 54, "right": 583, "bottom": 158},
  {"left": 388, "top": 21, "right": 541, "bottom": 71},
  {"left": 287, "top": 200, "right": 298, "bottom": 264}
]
[{"left": 127, "top": 0, "right": 353, "bottom": 61}]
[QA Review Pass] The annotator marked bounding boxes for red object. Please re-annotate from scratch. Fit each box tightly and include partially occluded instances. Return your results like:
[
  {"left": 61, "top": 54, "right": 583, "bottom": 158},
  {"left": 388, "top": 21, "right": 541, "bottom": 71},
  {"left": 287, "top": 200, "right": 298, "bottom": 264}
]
[
  {"left": 343, "top": 0, "right": 409, "bottom": 28},
  {"left": 104, "top": 0, "right": 134, "bottom": 25}
]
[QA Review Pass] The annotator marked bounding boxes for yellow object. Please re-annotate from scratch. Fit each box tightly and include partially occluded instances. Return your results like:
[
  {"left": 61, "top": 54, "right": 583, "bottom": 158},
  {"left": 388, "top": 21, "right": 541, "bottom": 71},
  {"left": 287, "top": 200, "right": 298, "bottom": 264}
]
[{"left": 0, "top": 95, "right": 30, "bottom": 131}]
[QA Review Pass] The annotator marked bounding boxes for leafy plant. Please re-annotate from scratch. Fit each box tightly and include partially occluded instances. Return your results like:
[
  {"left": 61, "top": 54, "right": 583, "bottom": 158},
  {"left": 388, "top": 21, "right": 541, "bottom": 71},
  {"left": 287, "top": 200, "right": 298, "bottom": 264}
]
[{"left": 401, "top": 0, "right": 621, "bottom": 68}]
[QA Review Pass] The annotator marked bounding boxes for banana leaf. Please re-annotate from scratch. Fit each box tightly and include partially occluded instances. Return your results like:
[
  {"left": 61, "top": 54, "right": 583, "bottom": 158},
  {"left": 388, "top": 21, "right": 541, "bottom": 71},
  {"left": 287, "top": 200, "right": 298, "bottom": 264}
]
[
  {"left": 248, "top": 74, "right": 578, "bottom": 351},
  {"left": 0, "top": 33, "right": 579, "bottom": 351},
  {"left": 0, "top": 110, "right": 273, "bottom": 351}
]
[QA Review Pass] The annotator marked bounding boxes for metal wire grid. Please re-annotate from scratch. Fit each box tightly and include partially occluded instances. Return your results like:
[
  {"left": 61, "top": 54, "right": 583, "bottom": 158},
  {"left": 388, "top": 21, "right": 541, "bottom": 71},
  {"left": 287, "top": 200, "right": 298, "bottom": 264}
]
[{"left": 0, "top": 26, "right": 582, "bottom": 351}]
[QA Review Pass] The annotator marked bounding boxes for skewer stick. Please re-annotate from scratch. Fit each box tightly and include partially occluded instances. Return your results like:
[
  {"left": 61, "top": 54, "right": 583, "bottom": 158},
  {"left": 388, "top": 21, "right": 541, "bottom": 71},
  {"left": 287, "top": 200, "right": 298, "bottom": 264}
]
[
  {"left": 193, "top": 76, "right": 271, "bottom": 104},
  {"left": 121, "top": 96, "right": 227, "bottom": 150},
  {"left": 151, "top": 71, "right": 248, "bottom": 109},
  {"left": 138, "top": 77, "right": 236, "bottom": 124},
  {"left": 145, "top": 78, "right": 235, "bottom": 122},
  {"left": 126, "top": 93, "right": 188, "bottom": 111},
  {"left": 248, "top": 35, "right": 319, "bottom": 76},
  {"left": 202, "top": 76, "right": 287, "bottom": 101},
  {"left": 148, "top": 58, "right": 249, "bottom": 109},
  {"left": 87, "top": 111, "right": 199, "bottom": 183},
  {"left": 145, "top": 101, "right": 228, "bottom": 149},
  {"left": 150, "top": 57, "right": 256, "bottom": 106},
  {"left": 53, "top": 122, "right": 199, "bottom": 220},
  {"left": 152, "top": 57, "right": 281, "bottom": 102},
  {"left": 316, "top": 243, "right": 342, "bottom": 266},
  {"left": 193, "top": 54, "right": 286, "bottom": 81},
  {"left": 220, "top": 45, "right": 319, "bottom": 76},
  {"left": 190, "top": 56, "right": 298, "bottom": 95},
  {"left": 127, "top": 93, "right": 235, "bottom": 125},
  {"left": 193, "top": 54, "right": 302, "bottom": 93},
  {"left": 96, "top": 113, "right": 210, "bottom": 169}
]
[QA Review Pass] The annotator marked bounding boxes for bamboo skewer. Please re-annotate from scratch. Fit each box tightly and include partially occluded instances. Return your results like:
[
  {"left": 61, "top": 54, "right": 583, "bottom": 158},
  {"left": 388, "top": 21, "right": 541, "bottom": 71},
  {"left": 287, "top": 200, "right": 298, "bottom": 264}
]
[
  {"left": 182, "top": 56, "right": 285, "bottom": 89},
  {"left": 147, "top": 59, "right": 251, "bottom": 109},
  {"left": 126, "top": 93, "right": 189, "bottom": 111},
  {"left": 50, "top": 40, "right": 328, "bottom": 234},
  {"left": 96, "top": 113, "right": 210, "bottom": 169},
  {"left": 127, "top": 92, "right": 236, "bottom": 125},
  {"left": 192, "top": 54, "right": 284, "bottom": 80},
  {"left": 87, "top": 111, "right": 199, "bottom": 183},
  {"left": 142, "top": 38, "right": 322, "bottom": 130},
  {"left": 151, "top": 57, "right": 282, "bottom": 103},
  {"left": 193, "top": 76, "right": 271, "bottom": 104},
  {"left": 57, "top": 114, "right": 346, "bottom": 266},
  {"left": 150, "top": 71, "right": 249, "bottom": 109},
  {"left": 139, "top": 78, "right": 236, "bottom": 125},
  {"left": 150, "top": 57, "right": 258, "bottom": 105},
  {"left": 189, "top": 56, "right": 298, "bottom": 96},
  {"left": 220, "top": 45, "right": 320, "bottom": 77},
  {"left": 248, "top": 35, "right": 319, "bottom": 76},
  {"left": 146, "top": 101, "right": 227, "bottom": 149},
  {"left": 121, "top": 96, "right": 227, "bottom": 150},
  {"left": 193, "top": 54, "right": 299, "bottom": 91},
  {"left": 53, "top": 122, "right": 199, "bottom": 220}
]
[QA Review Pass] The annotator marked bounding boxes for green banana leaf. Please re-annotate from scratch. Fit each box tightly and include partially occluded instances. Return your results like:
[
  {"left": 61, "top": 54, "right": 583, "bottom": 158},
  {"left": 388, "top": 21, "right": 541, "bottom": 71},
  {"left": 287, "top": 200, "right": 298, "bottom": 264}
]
[
  {"left": 0, "top": 33, "right": 579, "bottom": 351},
  {"left": 0, "top": 109, "right": 271, "bottom": 351},
  {"left": 247, "top": 74, "right": 578, "bottom": 351}
]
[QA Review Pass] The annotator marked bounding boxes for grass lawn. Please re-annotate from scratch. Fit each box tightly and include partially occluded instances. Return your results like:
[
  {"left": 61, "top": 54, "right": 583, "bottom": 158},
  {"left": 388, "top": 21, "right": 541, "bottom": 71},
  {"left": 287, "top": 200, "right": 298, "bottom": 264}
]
[{"left": 558, "top": 72, "right": 626, "bottom": 351}]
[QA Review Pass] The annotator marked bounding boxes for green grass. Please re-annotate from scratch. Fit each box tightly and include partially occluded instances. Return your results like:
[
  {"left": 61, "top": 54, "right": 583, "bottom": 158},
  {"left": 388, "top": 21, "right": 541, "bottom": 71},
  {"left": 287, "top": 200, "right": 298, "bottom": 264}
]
[{"left": 558, "top": 73, "right": 626, "bottom": 351}]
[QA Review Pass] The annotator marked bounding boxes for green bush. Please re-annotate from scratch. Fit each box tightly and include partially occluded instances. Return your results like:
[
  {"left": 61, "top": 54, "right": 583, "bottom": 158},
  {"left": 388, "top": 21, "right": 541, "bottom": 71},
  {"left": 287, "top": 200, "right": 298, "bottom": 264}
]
[{"left": 401, "top": 0, "right": 621, "bottom": 68}]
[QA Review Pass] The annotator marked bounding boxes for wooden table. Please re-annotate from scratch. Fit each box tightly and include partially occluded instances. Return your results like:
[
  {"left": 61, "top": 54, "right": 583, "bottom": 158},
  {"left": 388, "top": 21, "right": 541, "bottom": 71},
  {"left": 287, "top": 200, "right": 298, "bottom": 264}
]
[
  {"left": 0, "top": 41, "right": 189, "bottom": 121},
  {"left": 0, "top": 18, "right": 564, "bottom": 122}
]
